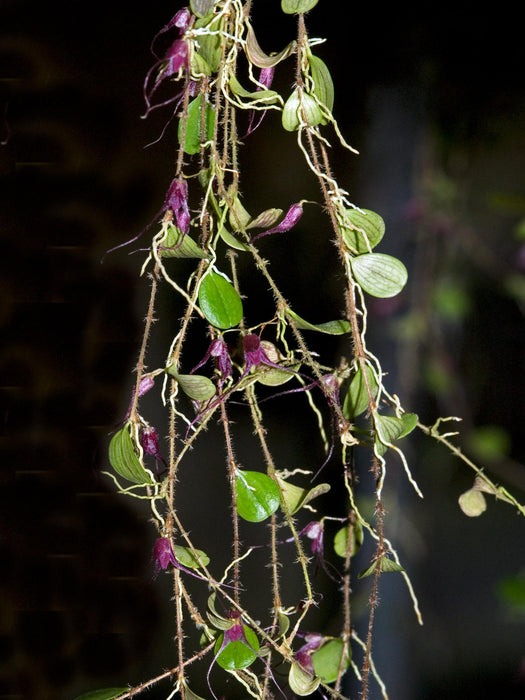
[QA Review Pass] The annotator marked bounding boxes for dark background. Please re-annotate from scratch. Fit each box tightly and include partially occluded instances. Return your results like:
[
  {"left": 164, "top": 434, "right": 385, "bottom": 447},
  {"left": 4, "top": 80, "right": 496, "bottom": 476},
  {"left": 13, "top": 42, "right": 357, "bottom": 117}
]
[{"left": 2, "top": 1, "right": 525, "bottom": 699}]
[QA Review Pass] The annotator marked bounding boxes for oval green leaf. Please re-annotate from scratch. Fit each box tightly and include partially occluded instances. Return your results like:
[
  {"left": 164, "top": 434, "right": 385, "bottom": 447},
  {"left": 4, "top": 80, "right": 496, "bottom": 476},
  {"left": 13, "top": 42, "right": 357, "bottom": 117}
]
[
  {"left": 350, "top": 253, "right": 408, "bottom": 298},
  {"left": 312, "top": 639, "right": 351, "bottom": 683},
  {"left": 109, "top": 426, "right": 154, "bottom": 485},
  {"left": 166, "top": 367, "right": 217, "bottom": 402},
  {"left": 178, "top": 95, "right": 215, "bottom": 155},
  {"left": 374, "top": 413, "right": 417, "bottom": 455},
  {"left": 333, "top": 521, "right": 364, "bottom": 558},
  {"left": 309, "top": 54, "right": 334, "bottom": 114},
  {"left": 342, "top": 208, "right": 385, "bottom": 254},
  {"left": 282, "top": 0, "right": 320, "bottom": 13},
  {"left": 215, "top": 625, "right": 259, "bottom": 670},
  {"left": 287, "top": 308, "right": 350, "bottom": 335},
  {"left": 343, "top": 365, "right": 380, "bottom": 419},
  {"left": 235, "top": 470, "right": 280, "bottom": 522},
  {"left": 73, "top": 690, "right": 128, "bottom": 700},
  {"left": 173, "top": 545, "right": 210, "bottom": 569},
  {"left": 159, "top": 224, "right": 208, "bottom": 259},
  {"left": 198, "top": 271, "right": 243, "bottom": 329}
]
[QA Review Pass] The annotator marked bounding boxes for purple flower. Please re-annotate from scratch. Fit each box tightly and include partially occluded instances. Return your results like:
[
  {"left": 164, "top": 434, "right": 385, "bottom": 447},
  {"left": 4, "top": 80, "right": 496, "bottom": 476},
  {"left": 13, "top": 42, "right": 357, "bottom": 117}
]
[
  {"left": 190, "top": 338, "right": 233, "bottom": 387},
  {"left": 143, "top": 38, "right": 189, "bottom": 115},
  {"left": 164, "top": 177, "right": 190, "bottom": 235},
  {"left": 251, "top": 202, "right": 304, "bottom": 241},
  {"left": 152, "top": 537, "right": 211, "bottom": 583},
  {"left": 140, "top": 425, "right": 167, "bottom": 473},
  {"left": 244, "top": 66, "right": 275, "bottom": 137},
  {"left": 294, "top": 632, "right": 324, "bottom": 674}
]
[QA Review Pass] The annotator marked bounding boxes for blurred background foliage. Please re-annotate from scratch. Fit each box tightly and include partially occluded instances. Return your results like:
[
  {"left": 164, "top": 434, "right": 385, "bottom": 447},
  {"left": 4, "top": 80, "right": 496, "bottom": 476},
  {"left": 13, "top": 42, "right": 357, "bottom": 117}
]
[{"left": 2, "top": 1, "right": 524, "bottom": 699}]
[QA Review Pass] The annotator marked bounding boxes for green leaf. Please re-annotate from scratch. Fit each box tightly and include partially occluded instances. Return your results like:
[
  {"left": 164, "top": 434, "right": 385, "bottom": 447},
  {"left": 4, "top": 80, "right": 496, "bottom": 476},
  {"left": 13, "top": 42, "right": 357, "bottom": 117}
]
[
  {"left": 198, "top": 271, "right": 243, "bottom": 329},
  {"left": 342, "top": 208, "right": 385, "bottom": 254},
  {"left": 282, "top": 88, "right": 323, "bottom": 131},
  {"left": 342, "top": 365, "right": 379, "bottom": 419},
  {"left": 358, "top": 555, "right": 404, "bottom": 579},
  {"left": 350, "top": 253, "right": 408, "bottom": 298},
  {"left": 374, "top": 413, "right": 418, "bottom": 455},
  {"left": 245, "top": 24, "right": 296, "bottom": 69},
  {"left": 287, "top": 308, "right": 350, "bottom": 335},
  {"left": 288, "top": 661, "right": 321, "bottom": 696},
  {"left": 193, "top": 15, "right": 222, "bottom": 72},
  {"left": 256, "top": 364, "right": 298, "bottom": 387},
  {"left": 215, "top": 625, "right": 259, "bottom": 670},
  {"left": 333, "top": 521, "right": 364, "bottom": 558},
  {"left": 178, "top": 95, "right": 215, "bottom": 155},
  {"left": 159, "top": 224, "right": 208, "bottom": 259},
  {"left": 282, "top": 0, "right": 320, "bottom": 13},
  {"left": 235, "top": 470, "right": 280, "bottom": 522},
  {"left": 190, "top": 0, "right": 214, "bottom": 17},
  {"left": 309, "top": 55, "right": 334, "bottom": 114},
  {"left": 219, "top": 226, "right": 251, "bottom": 252},
  {"left": 73, "top": 690, "right": 128, "bottom": 700},
  {"left": 166, "top": 367, "right": 217, "bottom": 402},
  {"left": 172, "top": 545, "right": 210, "bottom": 569},
  {"left": 277, "top": 476, "right": 330, "bottom": 515},
  {"left": 458, "top": 488, "right": 487, "bottom": 517},
  {"left": 229, "top": 74, "right": 281, "bottom": 104},
  {"left": 312, "top": 639, "right": 351, "bottom": 683},
  {"left": 109, "top": 426, "right": 154, "bottom": 485}
]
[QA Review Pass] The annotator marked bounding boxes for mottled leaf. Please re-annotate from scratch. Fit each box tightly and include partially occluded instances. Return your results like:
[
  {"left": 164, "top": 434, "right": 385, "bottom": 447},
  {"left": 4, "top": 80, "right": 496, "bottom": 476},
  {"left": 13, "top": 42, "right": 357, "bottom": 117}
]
[{"left": 350, "top": 253, "right": 408, "bottom": 298}]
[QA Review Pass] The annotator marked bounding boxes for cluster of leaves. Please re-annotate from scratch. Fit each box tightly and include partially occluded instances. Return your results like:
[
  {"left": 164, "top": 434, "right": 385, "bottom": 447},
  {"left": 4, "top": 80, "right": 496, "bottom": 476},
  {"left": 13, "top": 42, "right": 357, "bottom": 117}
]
[{"left": 77, "top": 1, "right": 525, "bottom": 700}]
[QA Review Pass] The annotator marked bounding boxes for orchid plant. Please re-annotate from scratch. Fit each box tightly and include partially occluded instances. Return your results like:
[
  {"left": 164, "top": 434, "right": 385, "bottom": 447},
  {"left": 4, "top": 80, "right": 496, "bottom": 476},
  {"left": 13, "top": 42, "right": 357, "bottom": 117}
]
[{"left": 76, "top": 1, "right": 525, "bottom": 699}]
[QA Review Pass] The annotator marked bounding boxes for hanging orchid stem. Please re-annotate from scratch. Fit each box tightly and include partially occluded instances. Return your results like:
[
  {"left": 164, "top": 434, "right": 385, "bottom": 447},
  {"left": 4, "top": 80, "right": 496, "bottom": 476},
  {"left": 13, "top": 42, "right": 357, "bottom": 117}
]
[{"left": 94, "top": 3, "right": 525, "bottom": 700}]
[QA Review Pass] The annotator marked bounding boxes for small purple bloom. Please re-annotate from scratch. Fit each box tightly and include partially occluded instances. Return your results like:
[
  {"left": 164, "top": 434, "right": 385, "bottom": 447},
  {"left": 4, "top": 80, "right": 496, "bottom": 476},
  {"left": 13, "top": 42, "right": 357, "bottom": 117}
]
[
  {"left": 294, "top": 632, "right": 324, "bottom": 674},
  {"left": 251, "top": 202, "right": 304, "bottom": 241},
  {"left": 140, "top": 425, "right": 167, "bottom": 474},
  {"left": 152, "top": 537, "right": 212, "bottom": 583},
  {"left": 190, "top": 338, "right": 232, "bottom": 386},
  {"left": 164, "top": 177, "right": 190, "bottom": 235},
  {"left": 244, "top": 67, "right": 275, "bottom": 137}
]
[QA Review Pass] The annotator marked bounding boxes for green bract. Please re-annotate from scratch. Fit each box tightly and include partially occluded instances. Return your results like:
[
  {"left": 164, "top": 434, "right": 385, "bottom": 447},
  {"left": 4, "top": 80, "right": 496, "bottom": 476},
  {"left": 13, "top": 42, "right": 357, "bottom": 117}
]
[
  {"left": 109, "top": 425, "right": 155, "bottom": 485},
  {"left": 350, "top": 253, "right": 408, "bottom": 298},
  {"left": 198, "top": 271, "right": 243, "bottom": 329},
  {"left": 235, "top": 470, "right": 280, "bottom": 522},
  {"left": 178, "top": 95, "right": 215, "bottom": 155}
]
